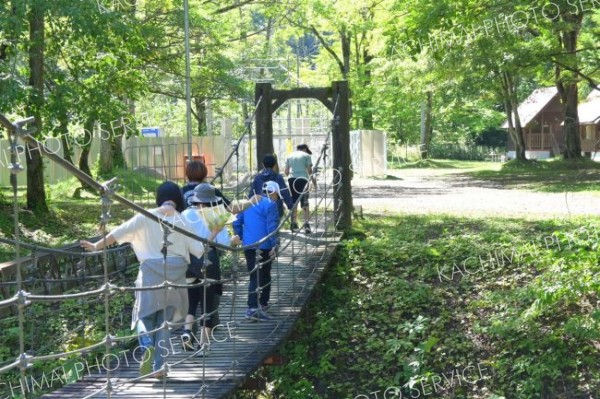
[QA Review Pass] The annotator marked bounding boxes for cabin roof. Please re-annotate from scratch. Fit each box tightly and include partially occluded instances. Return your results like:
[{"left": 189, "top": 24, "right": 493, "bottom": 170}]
[{"left": 502, "top": 87, "right": 559, "bottom": 128}]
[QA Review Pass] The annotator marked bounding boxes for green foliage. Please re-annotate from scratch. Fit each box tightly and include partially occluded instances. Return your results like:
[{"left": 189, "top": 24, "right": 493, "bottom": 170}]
[
  {"left": 428, "top": 143, "right": 499, "bottom": 161},
  {"left": 0, "top": 271, "right": 137, "bottom": 398},
  {"left": 262, "top": 214, "right": 600, "bottom": 398}
]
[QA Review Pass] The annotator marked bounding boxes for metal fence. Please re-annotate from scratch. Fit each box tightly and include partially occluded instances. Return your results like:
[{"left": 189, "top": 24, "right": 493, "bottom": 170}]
[{"left": 0, "top": 135, "right": 231, "bottom": 187}]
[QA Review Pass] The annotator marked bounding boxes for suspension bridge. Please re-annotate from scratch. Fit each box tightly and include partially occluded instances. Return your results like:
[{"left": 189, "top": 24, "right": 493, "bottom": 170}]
[{"left": 0, "top": 82, "right": 353, "bottom": 398}]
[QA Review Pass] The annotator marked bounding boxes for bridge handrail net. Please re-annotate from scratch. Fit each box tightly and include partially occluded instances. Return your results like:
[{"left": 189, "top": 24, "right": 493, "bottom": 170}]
[{"left": 0, "top": 95, "right": 343, "bottom": 399}]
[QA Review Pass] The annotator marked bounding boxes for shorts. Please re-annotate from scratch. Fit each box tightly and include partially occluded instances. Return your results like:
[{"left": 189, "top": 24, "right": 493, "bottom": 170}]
[{"left": 288, "top": 177, "right": 309, "bottom": 209}]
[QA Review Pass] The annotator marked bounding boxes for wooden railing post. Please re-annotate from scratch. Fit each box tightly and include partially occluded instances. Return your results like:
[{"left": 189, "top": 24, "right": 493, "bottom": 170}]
[
  {"left": 331, "top": 81, "right": 352, "bottom": 230},
  {"left": 255, "top": 83, "right": 274, "bottom": 171}
]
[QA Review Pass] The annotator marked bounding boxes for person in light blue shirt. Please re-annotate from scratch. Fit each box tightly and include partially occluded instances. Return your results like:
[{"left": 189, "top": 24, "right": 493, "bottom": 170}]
[{"left": 285, "top": 144, "right": 316, "bottom": 234}]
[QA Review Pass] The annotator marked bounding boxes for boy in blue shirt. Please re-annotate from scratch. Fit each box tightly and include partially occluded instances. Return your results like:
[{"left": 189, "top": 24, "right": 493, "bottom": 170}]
[{"left": 233, "top": 181, "right": 280, "bottom": 321}]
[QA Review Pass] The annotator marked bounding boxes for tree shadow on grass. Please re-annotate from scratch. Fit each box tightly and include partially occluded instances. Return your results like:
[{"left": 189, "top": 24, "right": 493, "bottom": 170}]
[
  {"left": 453, "top": 160, "right": 600, "bottom": 193},
  {"left": 460, "top": 170, "right": 600, "bottom": 193}
]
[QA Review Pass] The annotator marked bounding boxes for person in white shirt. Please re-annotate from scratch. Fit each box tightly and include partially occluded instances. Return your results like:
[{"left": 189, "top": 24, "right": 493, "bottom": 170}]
[{"left": 80, "top": 181, "right": 204, "bottom": 379}]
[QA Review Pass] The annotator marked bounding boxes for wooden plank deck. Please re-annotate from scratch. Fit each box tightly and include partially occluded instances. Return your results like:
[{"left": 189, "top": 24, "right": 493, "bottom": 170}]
[{"left": 41, "top": 229, "right": 341, "bottom": 399}]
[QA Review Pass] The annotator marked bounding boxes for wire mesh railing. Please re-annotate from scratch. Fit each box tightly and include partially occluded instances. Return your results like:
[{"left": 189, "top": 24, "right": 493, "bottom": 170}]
[{"left": 0, "top": 97, "right": 344, "bottom": 398}]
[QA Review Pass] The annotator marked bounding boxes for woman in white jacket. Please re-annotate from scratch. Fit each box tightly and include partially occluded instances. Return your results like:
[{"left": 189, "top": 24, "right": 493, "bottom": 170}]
[{"left": 81, "top": 181, "right": 204, "bottom": 379}]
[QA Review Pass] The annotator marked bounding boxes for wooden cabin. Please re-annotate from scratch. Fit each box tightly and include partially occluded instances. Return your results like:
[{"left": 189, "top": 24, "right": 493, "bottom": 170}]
[
  {"left": 502, "top": 87, "right": 564, "bottom": 159},
  {"left": 579, "top": 90, "right": 600, "bottom": 158}
]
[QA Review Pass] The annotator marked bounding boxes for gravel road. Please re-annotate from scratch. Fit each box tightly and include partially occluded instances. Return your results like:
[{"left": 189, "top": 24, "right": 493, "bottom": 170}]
[{"left": 351, "top": 169, "right": 600, "bottom": 218}]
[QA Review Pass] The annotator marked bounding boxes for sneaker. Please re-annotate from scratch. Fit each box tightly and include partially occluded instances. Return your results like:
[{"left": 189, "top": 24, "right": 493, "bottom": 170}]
[
  {"left": 152, "top": 370, "right": 168, "bottom": 379},
  {"left": 139, "top": 345, "right": 155, "bottom": 376},
  {"left": 245, "top": 308, "right": 272, "bottom": 321},
  {"left": 304, "top": 223, "right": 312, "bottom": 234},
  {"left": 290, "top": 222, "right": 299, "bottom": 232},
  {"left": 245, "top": 308, "right": 259, "bottom": 320},
  {"left": 260, "top": 303, "right": 271, "bottom": 312},
  {"left": 181, "top": 330, "right": 194, "bottom": 351}
]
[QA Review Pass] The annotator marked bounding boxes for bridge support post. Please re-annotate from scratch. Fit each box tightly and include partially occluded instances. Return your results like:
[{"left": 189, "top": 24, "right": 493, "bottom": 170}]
[
  {"left": 332, "top": 80, "right": 353, "bottom": 230},
  {"left": 255, "top": 83, "right": 274, "bottom": 171},
  {"left": 253, "top": 80, "right": 353, "bottom": 230}
]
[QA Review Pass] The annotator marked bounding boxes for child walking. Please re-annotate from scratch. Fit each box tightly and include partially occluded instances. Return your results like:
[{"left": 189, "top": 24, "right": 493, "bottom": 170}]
[{"left": 232, "top": 181, "right": 280, "bottom": 321}]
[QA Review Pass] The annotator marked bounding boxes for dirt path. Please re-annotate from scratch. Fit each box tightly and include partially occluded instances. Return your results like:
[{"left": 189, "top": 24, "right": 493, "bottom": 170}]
[{"left": 351, "top": 168, "right": 600, "bottom": 218}]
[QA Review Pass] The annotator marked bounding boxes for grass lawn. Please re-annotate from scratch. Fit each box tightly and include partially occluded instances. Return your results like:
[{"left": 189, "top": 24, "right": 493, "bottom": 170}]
[
  {"left": 261, "top": 213, "right": 600, "bottom": 399},
  {"left": 467, "top": 159, "right": 600, "bottom": 194},
  {"left": 387, "top": 158, "right": 600, "bottom": 195},
  {"left": 392, "top": 159, "right": 497, "bottom": 170}
]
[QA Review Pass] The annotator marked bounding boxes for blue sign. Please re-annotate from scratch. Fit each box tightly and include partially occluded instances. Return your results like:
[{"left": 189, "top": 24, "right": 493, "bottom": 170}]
[{"left": 141, "top": 127, "right": 160, "bottom": 137}]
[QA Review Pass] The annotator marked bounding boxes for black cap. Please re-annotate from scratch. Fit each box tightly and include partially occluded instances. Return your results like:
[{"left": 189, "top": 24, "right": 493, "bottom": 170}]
[
  {"left": 297, "top": 144, "right": 312, "bottom": 155},
  {"left": 262, "top": 154, "right": 277, "bottom": 168},
  {"left": 156, "top": 181, "right": 185, "bottom": 212}
]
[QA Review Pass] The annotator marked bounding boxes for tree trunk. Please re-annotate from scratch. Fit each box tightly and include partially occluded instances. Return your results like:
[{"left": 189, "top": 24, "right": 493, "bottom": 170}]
[
  {"left": 500, "top": 72, "right": 526, "bottom": 161},
  {"left": 78, "top": 119, "right": 93, "bottom": 177},
  {"left": 562, "top": 82, "right": 580, "bottom": 158},
  {"left": 57, "top": 106, "right": 74, "bottom": 165},
  {"left": 360, "top": 49, "right": 374, "bottom": 129},
  {"left": 99, "top": 122, "right": 112, "bottom": 175},
  {"left": 0, "top": 43, "right": 7, "bottom": 61},
  {"left": 340, "top": 28, "right": 351, "bottom": 79},
  {"left": 111, "top": 132, "right": 126, "bottom": 169},
  {"left": 26, "top": 0, "right": 48, "bottom": 213},
  {"left": 72, "top": 120, "right": 95, "bottom": 197},
  {"left": 556, "top": 12, "right": 583, "bottom": 159},
  {"left": 193, "top": 96, "right": 207, "bottom": 135},
  {"left": 420, "top": 91, "right": 433, "bottom": 159},
  {"left": 509, "top": 100, "right": 527, "bottom": 161},
  {"left": 258, "top": 17, "right": 274, "bottom": 81}
]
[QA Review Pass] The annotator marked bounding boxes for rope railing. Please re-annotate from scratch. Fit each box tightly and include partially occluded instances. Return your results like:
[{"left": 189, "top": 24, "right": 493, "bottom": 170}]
[
  {"left": 0, "top": 237, "right": 131, "bottom": 256},
  {"left": 0, "top": 100, "right": 342, "bottom": 399}
]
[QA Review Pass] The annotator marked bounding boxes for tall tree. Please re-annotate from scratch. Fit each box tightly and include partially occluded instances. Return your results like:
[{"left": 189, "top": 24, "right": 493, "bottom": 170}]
[
  {"left": 391, "top": 0, "right": 557, "bottom": 160},
  {"left": 25, "top": 0, "right": 48, "bottom": 212},
  {"left": 552, "top": 3, "right": 585, "bottom": 158},
  {"left": 283, "top": 0, "right": 390, "bottom": 129},
  {"left": 420, "top": 91, "right": 433, "bottom": 158}
]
